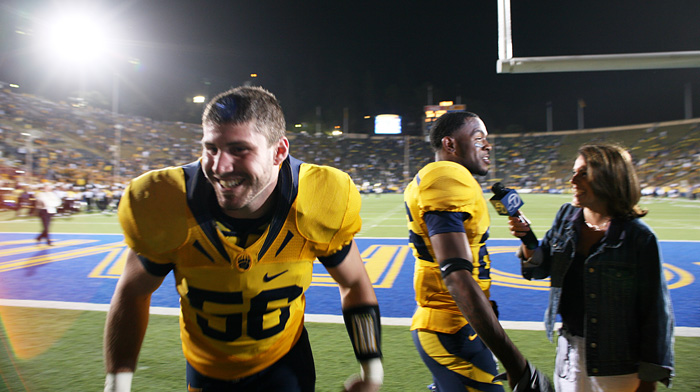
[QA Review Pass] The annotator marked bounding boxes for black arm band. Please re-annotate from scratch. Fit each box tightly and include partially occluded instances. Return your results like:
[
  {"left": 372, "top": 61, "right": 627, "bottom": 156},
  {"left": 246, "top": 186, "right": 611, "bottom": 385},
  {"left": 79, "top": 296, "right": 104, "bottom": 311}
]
[
  {"left": 342, "top": 305, "right": 382, "bottom": 360},
  {"left": 439, "top": 257, "right": 473, "bottom": 279}
]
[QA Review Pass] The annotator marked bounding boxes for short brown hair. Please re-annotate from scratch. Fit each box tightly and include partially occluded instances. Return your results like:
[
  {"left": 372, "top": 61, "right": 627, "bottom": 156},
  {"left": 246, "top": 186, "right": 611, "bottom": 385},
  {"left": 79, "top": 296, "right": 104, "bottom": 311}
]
[
  {"left": 578, "top": 143, "right": 647, "bottom": 218},
  {"left": 202, "top": 86, "right": 286, "bottom": 145}
]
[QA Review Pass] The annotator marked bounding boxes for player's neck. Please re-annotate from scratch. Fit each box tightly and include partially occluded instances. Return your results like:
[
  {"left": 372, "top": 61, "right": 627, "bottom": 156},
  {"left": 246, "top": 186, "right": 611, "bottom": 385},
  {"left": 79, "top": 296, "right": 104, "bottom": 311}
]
[{"left": 222, "top": 180, "right": 280, "bottom": 220}]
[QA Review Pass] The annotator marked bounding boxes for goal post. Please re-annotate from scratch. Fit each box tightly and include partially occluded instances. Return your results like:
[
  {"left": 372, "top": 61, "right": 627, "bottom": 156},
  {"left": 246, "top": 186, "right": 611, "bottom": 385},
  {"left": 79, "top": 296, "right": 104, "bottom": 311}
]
[{"left": 496, "top": 0, "right": 700, "bottom": 74}]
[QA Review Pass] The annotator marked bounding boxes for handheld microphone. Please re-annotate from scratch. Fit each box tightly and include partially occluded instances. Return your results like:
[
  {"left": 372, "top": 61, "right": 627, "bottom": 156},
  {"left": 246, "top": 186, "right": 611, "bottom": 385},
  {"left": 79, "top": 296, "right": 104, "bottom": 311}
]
[{"left": 489, "top": 182, "right": 538, "bottom": 250}]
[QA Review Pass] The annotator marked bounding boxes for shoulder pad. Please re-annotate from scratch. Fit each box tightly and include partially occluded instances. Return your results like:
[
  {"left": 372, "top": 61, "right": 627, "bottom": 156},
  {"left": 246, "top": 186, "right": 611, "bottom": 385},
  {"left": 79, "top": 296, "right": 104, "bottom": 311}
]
[
  {"left": 118, "top": 167, "right": 189, "bottom": 257},
  {"left": 295, "top": 164, "right": 361, "bottom": 252},
  {"left": 418, "top": 161, "right": 480, "bottom": 212}
]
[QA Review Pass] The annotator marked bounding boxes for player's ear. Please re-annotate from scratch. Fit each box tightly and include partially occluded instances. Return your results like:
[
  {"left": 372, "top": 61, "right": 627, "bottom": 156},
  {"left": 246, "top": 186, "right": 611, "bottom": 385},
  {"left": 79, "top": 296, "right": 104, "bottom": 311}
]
[
  {"left": 272, "top": 137, "right": 289, "bottom": 165},
  {"left": 441, "top": 136, "right": 456, "bottom": 154}
]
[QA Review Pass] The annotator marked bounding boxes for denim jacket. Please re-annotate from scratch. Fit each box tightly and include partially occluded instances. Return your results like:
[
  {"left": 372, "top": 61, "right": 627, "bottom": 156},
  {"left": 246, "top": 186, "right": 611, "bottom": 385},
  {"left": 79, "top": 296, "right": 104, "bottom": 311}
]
[{"left": 520, "top": 203, "right": 674, "bottom": 384}]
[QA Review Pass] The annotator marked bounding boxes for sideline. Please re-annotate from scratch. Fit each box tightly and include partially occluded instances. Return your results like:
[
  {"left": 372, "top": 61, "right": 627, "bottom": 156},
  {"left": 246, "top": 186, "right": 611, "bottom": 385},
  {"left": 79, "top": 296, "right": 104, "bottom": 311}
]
[{"left": 1, "top": 298, "right": 698, "bottom": 337}]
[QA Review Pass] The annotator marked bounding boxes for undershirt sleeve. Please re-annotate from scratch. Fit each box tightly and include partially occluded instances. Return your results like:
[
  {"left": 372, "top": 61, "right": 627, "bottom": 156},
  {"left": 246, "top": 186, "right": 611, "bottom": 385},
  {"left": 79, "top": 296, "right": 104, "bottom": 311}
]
[
  {"left": 424, "top": 211, "right": 469, "bottom": 237},
  {"left": 317, "top": 242, "right": 352, "bottom": 268},
  {"left": 137, "top": 254, "right": 175, "bottom": 276}
]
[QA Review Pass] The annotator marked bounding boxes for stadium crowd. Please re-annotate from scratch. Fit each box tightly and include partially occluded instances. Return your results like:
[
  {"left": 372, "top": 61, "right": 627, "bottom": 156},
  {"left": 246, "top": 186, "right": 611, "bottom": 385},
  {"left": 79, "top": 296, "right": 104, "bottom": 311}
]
[{"left": 0, "top": 86, "right": 698, "bottom": 214}]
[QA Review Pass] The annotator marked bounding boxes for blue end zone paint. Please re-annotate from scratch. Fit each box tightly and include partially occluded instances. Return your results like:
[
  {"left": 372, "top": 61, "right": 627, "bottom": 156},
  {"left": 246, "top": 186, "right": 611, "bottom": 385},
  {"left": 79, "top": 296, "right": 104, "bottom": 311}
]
[{"left": 0, "top": 233, "right": 697, "bottom": 327}]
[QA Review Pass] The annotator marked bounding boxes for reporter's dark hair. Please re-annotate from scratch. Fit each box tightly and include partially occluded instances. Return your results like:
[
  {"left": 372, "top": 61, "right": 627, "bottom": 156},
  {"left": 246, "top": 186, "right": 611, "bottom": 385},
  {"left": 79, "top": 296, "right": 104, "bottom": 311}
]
[{"left": 578, "top": 143, "right": 647, "bottom": 218}]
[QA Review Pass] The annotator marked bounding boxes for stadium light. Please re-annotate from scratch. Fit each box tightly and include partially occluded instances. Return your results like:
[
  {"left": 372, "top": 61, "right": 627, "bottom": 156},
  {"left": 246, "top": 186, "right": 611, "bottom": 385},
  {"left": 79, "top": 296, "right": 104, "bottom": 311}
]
[
  {"left": 38, "top": 8, "right": 116, "bottom": 68},
  {"left": 47, "top": 17, "right": 107, "bottom": 63},
  {"left": 36, "top": 5, "right": 128, "bottom": 185},
  {"left": 21, "top": 131, "right": 41, "bottom": 183}
]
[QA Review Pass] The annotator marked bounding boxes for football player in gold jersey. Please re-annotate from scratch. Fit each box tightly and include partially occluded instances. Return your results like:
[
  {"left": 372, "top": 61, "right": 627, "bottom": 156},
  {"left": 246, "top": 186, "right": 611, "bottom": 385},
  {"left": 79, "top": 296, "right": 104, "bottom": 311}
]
[
  {"left": 104, "top": 86, "right": 382, "bottom": 392},
  {"left": 404, "top": 112, "right": 551, "bottom": 392}
]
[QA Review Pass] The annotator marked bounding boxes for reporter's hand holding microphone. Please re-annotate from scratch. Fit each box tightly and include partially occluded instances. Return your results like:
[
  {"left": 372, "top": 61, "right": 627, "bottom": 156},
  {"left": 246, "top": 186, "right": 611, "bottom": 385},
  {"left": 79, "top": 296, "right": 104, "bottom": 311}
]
[
  {"left": 490, "top": 182, "right": 538, "bottom": 258},
  {"left": 508, "top": 214, "right": 537, "bottom": 259}
]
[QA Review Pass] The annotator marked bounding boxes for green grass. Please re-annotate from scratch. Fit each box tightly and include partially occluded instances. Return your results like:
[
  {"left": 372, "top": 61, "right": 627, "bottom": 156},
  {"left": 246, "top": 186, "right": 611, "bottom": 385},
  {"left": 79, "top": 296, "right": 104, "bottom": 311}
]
[
  {"left": 358, "top": 193, "right": 700, "bottom": 241},
  {"left": 2, "top": 193, "right": 698, "bottom": 241},
  {"left": 2, "top": 309, "right": 698, "bottom": 391},
  {"left": 1, "top": 194, "right": 698, "bottom": 391}
]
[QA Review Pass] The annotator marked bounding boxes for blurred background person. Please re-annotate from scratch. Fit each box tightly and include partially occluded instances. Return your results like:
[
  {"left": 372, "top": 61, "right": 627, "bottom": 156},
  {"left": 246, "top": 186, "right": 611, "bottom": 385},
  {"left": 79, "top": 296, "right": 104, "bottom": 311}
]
[
  {"left": 35, "top": 183, "right": 62, "bottom": 245},
  {"left": 508, "top": 143, "right": 674, "bottom": 391}
]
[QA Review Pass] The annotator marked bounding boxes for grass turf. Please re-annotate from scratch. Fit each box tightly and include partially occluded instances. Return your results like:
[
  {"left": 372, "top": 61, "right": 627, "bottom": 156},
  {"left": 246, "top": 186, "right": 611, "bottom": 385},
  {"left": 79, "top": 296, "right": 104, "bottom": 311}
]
[{"left": 2, "top": 309, "right": 699, "bottom": 391}]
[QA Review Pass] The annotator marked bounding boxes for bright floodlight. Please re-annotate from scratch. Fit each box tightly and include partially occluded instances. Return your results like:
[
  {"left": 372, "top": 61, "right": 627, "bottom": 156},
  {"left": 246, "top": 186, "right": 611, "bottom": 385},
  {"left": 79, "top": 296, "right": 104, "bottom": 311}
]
[{"left": 44, "top": 12, "right": 111, "bottom": 64}]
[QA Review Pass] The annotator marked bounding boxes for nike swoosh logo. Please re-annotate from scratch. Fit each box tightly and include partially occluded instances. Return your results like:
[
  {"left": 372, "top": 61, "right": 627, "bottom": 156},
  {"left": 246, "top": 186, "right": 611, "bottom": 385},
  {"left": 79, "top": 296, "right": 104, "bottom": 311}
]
[
  {"left": 263, "top": 270, "right": 288, "bottom": 282},
  {"left": 468, "top": 333, "right": 479, "bottom": 341}
]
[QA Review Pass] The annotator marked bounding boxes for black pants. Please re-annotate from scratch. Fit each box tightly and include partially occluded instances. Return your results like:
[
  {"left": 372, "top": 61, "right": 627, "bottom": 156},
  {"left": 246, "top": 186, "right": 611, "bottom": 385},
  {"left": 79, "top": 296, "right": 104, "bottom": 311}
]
[
  {"left": 186, "top": 328, "right": 316, "bottom": 392},
  {"left": 36, "top": 210, "right": 52, "bottom": 244}
]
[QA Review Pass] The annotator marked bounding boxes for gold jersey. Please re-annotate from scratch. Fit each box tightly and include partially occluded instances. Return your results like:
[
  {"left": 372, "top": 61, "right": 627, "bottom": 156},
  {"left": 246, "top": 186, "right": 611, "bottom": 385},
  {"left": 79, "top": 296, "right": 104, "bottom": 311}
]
[
  {"left": 118, "top": 156, "right": 361, "bottom": 380},
  {"left": 404, "top": 160, "right": 492, "bottom": 334}
]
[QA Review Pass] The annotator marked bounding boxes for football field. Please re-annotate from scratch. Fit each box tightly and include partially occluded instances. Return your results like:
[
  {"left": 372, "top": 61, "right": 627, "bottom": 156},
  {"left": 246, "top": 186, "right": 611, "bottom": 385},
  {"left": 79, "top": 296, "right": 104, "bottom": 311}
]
[{"left": 0, "top": 193, "right": 698, "bottom": 391}]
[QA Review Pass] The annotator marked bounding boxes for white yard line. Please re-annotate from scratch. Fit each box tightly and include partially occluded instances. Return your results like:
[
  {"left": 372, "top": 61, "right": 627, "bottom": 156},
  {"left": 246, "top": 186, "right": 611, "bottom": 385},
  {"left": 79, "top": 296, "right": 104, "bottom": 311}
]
[
  {"left": 1, "top": 298, "right": 698, "bottom": 336},
  {"left": 361, "top": 204, "right": 407, "bottom": 232}
]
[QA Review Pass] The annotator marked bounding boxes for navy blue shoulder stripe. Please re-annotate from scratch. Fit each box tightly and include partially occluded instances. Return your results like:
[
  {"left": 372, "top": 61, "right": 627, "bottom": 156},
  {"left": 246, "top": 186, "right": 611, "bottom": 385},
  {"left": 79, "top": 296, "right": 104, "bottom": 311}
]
[
  {"left": 258, "top": 155, "right": 302, "bottom": 260},
  {"left": 193, "top": 240, "right": 215, "bottom": 263},
  {"left": 182, "top": 161, "right": 231, "bottom": 263}
]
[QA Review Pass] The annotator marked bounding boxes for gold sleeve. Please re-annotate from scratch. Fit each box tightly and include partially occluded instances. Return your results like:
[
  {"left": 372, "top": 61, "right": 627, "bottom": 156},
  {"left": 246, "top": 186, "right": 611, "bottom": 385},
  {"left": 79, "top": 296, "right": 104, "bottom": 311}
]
[
  {"left": 118, "top": 167, "right": 190, "bottom": 261},
  {"left": 295, "top": 164, "right": 362, "bottom": 257},
  {"left": 417, "top": 161, "right": 479, "bottom": 216}
]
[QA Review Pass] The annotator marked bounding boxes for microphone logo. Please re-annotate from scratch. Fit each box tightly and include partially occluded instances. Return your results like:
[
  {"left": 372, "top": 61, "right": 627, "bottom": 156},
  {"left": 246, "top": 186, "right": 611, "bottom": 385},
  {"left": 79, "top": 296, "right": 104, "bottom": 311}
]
[
  {"left": 493, "top": 202, "right": 509, "bottom": 215},
  {"left": 489, "top": 182, "right": 539, "bottom": 250},
  {"left": 506, "top": 193, "right": 522, "bottom": 210}
]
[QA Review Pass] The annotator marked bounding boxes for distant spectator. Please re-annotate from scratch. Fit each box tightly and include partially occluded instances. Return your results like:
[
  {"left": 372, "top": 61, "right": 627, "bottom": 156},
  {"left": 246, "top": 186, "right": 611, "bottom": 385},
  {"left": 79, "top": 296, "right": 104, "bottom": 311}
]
[{"left": 35, "top": 184, "right": 61, "bottom": 245}]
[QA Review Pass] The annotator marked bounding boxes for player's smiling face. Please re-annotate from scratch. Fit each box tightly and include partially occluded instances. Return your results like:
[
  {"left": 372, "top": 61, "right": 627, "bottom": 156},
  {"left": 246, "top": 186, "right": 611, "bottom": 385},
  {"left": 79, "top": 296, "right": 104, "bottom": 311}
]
[
  {"left": 201, "top": 121, "right": 288, "bottom": 219},
  {"left": 452, "top": 117, "right": 491, "bottom": 176}
]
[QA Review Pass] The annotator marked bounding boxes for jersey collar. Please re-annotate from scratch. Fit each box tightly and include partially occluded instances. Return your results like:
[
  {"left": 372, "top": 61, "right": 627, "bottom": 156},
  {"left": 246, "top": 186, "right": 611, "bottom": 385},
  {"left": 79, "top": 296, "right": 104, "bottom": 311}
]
[{"left": 181, "top": 156, "right": 303, "bottom": 263}]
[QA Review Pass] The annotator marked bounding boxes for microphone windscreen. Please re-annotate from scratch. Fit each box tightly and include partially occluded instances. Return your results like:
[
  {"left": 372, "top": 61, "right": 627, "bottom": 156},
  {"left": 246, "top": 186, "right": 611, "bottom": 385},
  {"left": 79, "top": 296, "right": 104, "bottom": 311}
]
[{"left": 491, "top": 182, "right": 507, "bottom": 195}]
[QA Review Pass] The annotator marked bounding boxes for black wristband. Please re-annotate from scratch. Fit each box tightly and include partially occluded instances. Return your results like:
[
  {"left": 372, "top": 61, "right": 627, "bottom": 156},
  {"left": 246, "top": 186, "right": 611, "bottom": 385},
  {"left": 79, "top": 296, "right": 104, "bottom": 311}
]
[
  {"left": 439, "top": 257, "right": 473, "bottom": 279},
  {"left": 342, "top": 305, "right": 382, "bottom": 360}
]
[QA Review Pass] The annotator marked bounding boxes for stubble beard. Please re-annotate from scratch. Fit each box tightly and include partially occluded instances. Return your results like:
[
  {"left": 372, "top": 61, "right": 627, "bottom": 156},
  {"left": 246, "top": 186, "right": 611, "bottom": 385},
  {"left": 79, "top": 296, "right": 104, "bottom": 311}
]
[{"left": 216, "top": 172, "right": 277, "bottom": 217}]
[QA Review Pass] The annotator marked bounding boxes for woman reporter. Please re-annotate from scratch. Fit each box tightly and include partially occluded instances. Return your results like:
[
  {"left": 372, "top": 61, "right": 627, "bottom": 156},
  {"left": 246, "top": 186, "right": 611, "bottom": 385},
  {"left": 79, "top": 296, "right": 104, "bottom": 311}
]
[{"left": 509, "top": 143, "right": 674, "bottom": 392}]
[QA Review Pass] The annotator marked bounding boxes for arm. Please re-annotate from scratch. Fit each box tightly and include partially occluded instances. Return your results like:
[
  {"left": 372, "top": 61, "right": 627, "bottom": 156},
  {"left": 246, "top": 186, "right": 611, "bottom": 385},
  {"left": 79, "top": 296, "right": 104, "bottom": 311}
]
[
  {"left": 635, "top": 232, "right": 674, "bottom": 387},
  {"left": 326, "top": 240, "right": 382, "bottom": 392},
  {"left": 327, "top": 241, "right": 378, "bottom": 308},
  {"left": 430, "top": 231, "right": 527, "bottom": 389},
  {"left": 508, "top": 215, "right": 536, "bottom": 260},
  {"left": 509, "top": 204, "right": 574, "bottom": 281},
  {"left": 104, "top": 248, "right": 165, "bottom": 391}
]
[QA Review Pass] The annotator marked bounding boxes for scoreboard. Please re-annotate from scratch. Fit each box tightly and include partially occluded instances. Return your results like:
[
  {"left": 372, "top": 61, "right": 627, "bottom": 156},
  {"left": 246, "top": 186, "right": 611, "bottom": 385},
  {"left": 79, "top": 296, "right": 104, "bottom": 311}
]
[{"left": 423, "top": 102, "right": 466, "bottom": 134}]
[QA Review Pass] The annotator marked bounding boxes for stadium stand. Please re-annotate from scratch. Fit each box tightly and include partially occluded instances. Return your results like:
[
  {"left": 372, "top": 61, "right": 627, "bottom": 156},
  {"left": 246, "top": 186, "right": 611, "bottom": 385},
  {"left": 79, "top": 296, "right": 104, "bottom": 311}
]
[
  {"left": 491, "top": 121, "right": 700, "bottom": 198},
  {"left": 1, "top": 87, "right": 698, "bottom": 207}
]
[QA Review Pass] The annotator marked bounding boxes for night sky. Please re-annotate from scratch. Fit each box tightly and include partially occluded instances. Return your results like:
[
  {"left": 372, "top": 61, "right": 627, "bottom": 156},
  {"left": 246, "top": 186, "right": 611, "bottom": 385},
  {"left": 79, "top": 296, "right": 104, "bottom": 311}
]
[{"left": 1, "top": 0, "right": 699, "bottom": 134}]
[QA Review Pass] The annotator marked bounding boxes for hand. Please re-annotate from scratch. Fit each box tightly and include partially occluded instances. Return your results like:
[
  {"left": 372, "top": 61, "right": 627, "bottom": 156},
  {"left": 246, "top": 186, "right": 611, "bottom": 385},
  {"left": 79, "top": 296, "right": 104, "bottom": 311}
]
[
  {"left": 507, "top": 216, "right": 531, "bottom": 238},
  {"left": 512, "top": 361, "right": 553, "bottom": 392},
  {"left": 344, "top": 374, "right": 381, "bottom": 392}
]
